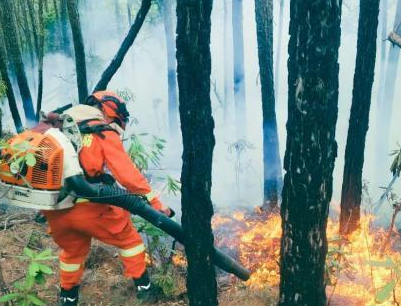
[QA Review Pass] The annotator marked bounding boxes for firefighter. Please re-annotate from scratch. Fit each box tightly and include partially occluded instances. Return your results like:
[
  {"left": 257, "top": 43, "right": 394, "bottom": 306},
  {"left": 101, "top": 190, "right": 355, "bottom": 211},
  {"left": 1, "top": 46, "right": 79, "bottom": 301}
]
[{"left": 42, "top": 90, "right": 173, "bottom": 306}]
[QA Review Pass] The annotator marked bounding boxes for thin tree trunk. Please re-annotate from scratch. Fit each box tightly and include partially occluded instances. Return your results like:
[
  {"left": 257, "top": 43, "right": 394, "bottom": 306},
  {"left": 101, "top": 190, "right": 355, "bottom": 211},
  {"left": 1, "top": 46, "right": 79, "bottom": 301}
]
[
  {"left": 0, "top": 34, "right": 23, "bottom": 132},
  {"left": 254, "top": 0, "right": 281, "bottom": 211},
  {"left": 0, "top": 0, "right": 36, "bottom": 126},
  {"left": 27, "top": 0, "right": 39, "bottom": 56},
  {"left": 114, "top": 0, "right": 124, "bottom": 35},
  {"left": 67, "top": 0, "right": 88, "bottom": 102},
  {"left": 36, "top": 0, "right": 44, "bottom": 119},
  {"left": 127, "top": 0, "right": 133, "bottom": 26},
  {"left": 60, "top": 0, "right": 71, "bottom": 55},
  {"left": 274, "top": 0, "right": 284, "bottom": 96},
  {"left": 176, "top": 0, "right": 218, "bottom": 305},
  {"left": 376, "top": 0, "right": 400, "bottom": 184},
  {"left": 340, "top": 0, "right": 380, "bottom": 235},
  {"left": 94, "top": 0, "right": 151, "bottom": 92},
  {"left": 278, "top": 0, "right": 342, "bottom": 304},
  {"left": 223, "top": 0, "right": 230, "bottom": 121},
  {"left": 232, "top": 0, "right": 246, "bottom": 138},
  {"left": 162, "top": 0, "right": 178, "bottom": 136}
]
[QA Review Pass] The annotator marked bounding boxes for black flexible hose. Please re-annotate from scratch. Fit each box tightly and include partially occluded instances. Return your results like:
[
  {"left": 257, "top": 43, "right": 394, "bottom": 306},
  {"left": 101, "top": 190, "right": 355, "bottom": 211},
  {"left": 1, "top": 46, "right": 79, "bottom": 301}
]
[{"left": 65, "top": 175, "right": 251, "bottom": 281}]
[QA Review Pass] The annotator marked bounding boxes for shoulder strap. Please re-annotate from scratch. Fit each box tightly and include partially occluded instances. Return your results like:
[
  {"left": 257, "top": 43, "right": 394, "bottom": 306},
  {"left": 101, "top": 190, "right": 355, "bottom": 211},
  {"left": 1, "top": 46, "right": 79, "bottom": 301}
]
[{"left": 78, "top": 119, "right": 118, "bottom": 139}]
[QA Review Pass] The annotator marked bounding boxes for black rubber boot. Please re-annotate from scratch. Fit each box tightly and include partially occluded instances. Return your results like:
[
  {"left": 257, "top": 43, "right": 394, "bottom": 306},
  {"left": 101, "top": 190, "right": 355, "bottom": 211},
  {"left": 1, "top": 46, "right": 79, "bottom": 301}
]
[
  {"left": 134, "top": 270, "right": 163, "bottom": 303},
  {"left": 59, "top": 285, "right": 79, "bottom": 306}
]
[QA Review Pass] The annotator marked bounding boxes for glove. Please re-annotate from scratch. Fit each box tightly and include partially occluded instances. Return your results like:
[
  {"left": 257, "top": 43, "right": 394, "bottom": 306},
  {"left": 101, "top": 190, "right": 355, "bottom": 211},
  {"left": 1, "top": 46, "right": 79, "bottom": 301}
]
[{"left": 160, "top": 207, "right": 175, "bottom": 218}]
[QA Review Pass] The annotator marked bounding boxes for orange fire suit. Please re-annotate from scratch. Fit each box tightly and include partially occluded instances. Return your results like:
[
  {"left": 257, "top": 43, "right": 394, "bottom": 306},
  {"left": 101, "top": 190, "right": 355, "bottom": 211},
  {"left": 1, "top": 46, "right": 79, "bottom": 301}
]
[{"left": 43, "top": 127, "right": 163, "bottom": 290}]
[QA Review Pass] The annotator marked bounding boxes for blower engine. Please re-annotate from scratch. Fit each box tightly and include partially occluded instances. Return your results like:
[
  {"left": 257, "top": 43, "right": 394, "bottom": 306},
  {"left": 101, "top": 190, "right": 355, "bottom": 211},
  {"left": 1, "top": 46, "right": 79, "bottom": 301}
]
[
  {"left": 0, "top": 121, "right": 82, "bottom": 210},
  {"left": 0, "top": 115, "right": 252, "bottom": 281}
]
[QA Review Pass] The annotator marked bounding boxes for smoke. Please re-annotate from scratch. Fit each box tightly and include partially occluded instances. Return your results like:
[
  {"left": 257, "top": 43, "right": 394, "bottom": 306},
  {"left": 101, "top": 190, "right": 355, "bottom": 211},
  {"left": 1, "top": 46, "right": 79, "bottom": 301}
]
[{"left": 2, "top": 0, "right": 401, "bottom": 220}]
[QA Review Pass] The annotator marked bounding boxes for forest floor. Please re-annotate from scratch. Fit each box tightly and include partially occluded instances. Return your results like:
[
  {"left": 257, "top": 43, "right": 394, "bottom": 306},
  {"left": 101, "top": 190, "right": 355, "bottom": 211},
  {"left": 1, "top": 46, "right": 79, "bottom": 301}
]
[{"left": 0, "top": 211, "right": 277, "bottom": 306}]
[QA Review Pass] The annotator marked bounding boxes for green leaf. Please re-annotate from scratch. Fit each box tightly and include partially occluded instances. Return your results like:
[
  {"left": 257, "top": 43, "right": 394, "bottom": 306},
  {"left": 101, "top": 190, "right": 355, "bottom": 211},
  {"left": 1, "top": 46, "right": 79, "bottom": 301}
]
[
  {"left": 0, "top": 293, "right": 20, "bottom": 302},
  {"left": 26, "top": 294, "right": 46, "bottom": 306},
  {"left": 375, "top": 279, "right": 397, "bottom": 303},
  {"left": 35, "top": 272, "right": 46, "bottom": 285},
  {"left": 29, "top": 262, "right": 40, "bottom": 276},
  {"left": 25, "top": 275, "right": 35, "bottom": 289},
  {"left": 38, "top": 263, "right": 52, "bottom": 274},
  {"left": 25, "top": 153, "right": 36, "bottom": 167},
  {"left": 24, "top": 247, "right": 35, "bottom": 259}
]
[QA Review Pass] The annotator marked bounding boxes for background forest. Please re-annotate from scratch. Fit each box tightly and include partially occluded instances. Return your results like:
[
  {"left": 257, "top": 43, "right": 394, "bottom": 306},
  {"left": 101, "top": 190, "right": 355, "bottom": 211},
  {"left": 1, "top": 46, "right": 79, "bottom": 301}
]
[{"left": 1, "top": 0, "right": 401, "bottom": 305}]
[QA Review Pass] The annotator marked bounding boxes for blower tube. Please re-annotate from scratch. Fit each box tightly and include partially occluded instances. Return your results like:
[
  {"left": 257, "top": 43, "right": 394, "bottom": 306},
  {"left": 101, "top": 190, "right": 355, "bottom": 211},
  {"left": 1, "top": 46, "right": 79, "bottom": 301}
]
[{"left": 65, "top": 175, "right": 251, "bottom": 281}]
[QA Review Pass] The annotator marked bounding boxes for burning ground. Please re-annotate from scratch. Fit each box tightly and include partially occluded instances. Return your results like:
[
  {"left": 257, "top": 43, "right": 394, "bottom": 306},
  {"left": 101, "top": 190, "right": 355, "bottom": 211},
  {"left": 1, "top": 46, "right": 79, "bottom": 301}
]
[
  {"left": 212, "top": 208, "right": 401, "bottom": 306},
  {"left": 1, "top": 206, "right": 400, "bottom": 305}
]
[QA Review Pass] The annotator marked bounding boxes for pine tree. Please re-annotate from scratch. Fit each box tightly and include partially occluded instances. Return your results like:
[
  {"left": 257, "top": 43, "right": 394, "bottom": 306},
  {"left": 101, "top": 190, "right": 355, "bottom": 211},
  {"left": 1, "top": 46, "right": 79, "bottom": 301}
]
[
  {"left": 0, "top": 0, "right": 36, "bottom": 125},
  {"left": 176, "top": 0, "right": 218, "bottom": 305},
  {"left": 254, "top": 0, "right": 281, "bottom": 211},
  {"left": 66, "top": 0, "right": 88, "bottom": 102},
  {"left": 339, "top": 0, "right": 380, "bottom": 235},
  {"left": 279, "top": 0, "right": 342, "bottom": 304}
]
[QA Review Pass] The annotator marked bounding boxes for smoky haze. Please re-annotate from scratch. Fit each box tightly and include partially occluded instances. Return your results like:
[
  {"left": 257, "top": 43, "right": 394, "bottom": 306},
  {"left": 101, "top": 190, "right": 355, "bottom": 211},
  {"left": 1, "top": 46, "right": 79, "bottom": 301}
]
[{"left": 1, "top": 0, "right": 400, "bottom": 223}]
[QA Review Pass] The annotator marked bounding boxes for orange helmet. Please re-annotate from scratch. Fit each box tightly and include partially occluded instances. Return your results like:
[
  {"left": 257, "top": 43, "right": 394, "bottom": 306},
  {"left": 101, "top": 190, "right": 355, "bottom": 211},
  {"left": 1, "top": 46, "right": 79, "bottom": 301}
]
[{"left": 84, "top": 90, "right": 130, "bottom": 129}]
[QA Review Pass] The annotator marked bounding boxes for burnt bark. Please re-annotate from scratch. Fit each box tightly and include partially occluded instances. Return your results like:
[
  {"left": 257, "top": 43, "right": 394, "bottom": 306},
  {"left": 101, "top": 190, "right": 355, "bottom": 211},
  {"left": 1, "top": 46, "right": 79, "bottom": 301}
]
[
  {"left": 279, "top": 0, "right": 342, "bottom": 305},
  {"left": 254, "top": 0, "right": 281, "bottom": 211},
  {"left": 0, "top": 0, "right": 36, "bottom": 126},
  {"left": 375, "top": 0, "right": 401, "bottom": 184},
  {"left": 340, "top": 0, "right": 380, "bottom": 235},
  {"left": 0, "top": 35, "right": 23, "bottom": 132},
  {"left": 66, "top": 0, "right": 88, "bottom": 102},
  {"left": 162, "top": 0, "right": 179, "bottom": 135},
  {"left": 94, "top": 0, "right": 152, "bottom": 92},
  {"left": 176, "top": 0, "right": 218, "bottom": 305},
  {"left": 232, "top": 0, "right": 246, "bottom": 138}
]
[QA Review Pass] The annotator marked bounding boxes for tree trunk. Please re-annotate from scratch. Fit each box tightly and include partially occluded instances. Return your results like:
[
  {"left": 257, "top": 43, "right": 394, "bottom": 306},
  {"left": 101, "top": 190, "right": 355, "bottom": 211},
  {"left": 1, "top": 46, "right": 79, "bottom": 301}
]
[
  {"left": 0, "top": 0, "right": 36, "bottom": 126},
  {"left": 375, "top": 0, "right": 387, "bottom": 110},
  {"left": 162, "top": 0, "right": 178, "bottom": 136},
  {"left": 254, "top": 0, "right": 281, "bottom": 211},
  {"left": 375, "top": 0, "right": 401, "bottom": 184},
  {"left": 36, "top": 0, "right": 45, "bottom": 119},
  {"left": 114, "top": 0, "right": 124, "bottom": 35},
  {"left": 176, "top": 0, "right": 218, "bottom": 306},
  {"left": 223, "top": 0, "right": 231, "bottom": 121},
  {"left": 0, "top": 34, "right": 23, "bottom": 132},
  {"left": 94, "top": 0, "right": 151, "bottom": 92},
  {"left": 67, "top": 0, "right": 88, "bottom": 103},
  {"left": 60, "top": 0, "right": 71, "bottom": 55},
  {"left": 339, "top": 0, "right": 380, "bottom": 235},
  {"left": 278, "top": 0, "right": 342, "bottom": 304},
  {"left": 232, "top": 0, "right": 246, "bottom": 138},
  {"left": 274, "top": 0, "right": 284, "bottom": 96}
]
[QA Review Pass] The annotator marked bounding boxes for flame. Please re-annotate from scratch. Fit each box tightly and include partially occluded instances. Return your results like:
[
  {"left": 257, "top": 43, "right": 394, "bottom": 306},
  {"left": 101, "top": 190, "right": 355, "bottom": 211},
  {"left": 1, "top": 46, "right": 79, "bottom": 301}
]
[{"left": 213, "top": 211, "right": 401, "bottom": 305}]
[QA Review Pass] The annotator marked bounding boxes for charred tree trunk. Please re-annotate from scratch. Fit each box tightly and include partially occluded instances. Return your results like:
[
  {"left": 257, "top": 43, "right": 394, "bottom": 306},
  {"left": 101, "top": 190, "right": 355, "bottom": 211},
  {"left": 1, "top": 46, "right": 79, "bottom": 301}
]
[
  {"left": 0, "top": 35, "right": 23, "bottom": 132},
  {"left": 279, "top": 0, "right": 342, "bottom": 305},
  {"left": 232, "top": 0, "right": 246, "bottom": 138},
  {"left": 60, "top": 0, "right": 71, "bottom": 55},
  {"left": 94, "top": 0, "right": 151, "bottom": 92},
  {"left": 0, "top": 0, "right": 36, "bottom": 126},
  {"left": 67, "top": 0, "right": 88, "bottom": 103},
  {"left": 162, "top": 0, "right": 178, "bottom": 135},
  {"left": 375, "top": 0, "right": 401, "bottom": 184},
  {"left": 274, "top": 0, "right": 284, "bottom": 96},
  {"left": 340, "top": 0, "right": 380, "bottom": 235},
  {"left": 254, "top": 0, "right": 281, "bottom": 211},
  {"left": 36, "top": 0, "right": 44, "bottom": 119},
  {"left": 176, "top": 0, "right": 218, "bottom": 306}
]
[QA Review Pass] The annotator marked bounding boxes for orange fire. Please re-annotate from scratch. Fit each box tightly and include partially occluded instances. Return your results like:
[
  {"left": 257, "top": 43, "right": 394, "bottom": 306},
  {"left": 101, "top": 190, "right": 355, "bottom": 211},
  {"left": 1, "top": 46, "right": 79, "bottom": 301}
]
[{"left": 212, "top": 210, "right": 401, "bottom": 306}]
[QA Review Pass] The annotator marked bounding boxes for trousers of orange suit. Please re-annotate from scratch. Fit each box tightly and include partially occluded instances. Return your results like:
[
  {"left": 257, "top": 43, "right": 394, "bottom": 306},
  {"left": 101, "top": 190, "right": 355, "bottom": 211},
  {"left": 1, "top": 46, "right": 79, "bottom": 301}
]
[{"left": 42, "top": 203, "right": 146, "bottom": 290}]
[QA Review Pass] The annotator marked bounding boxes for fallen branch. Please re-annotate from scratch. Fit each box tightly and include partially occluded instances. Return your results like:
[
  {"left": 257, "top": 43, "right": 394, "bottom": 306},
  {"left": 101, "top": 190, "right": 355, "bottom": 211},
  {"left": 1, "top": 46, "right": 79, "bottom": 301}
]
[{"left": 93, "top": 0, "right": 152, "bottom": 92}]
